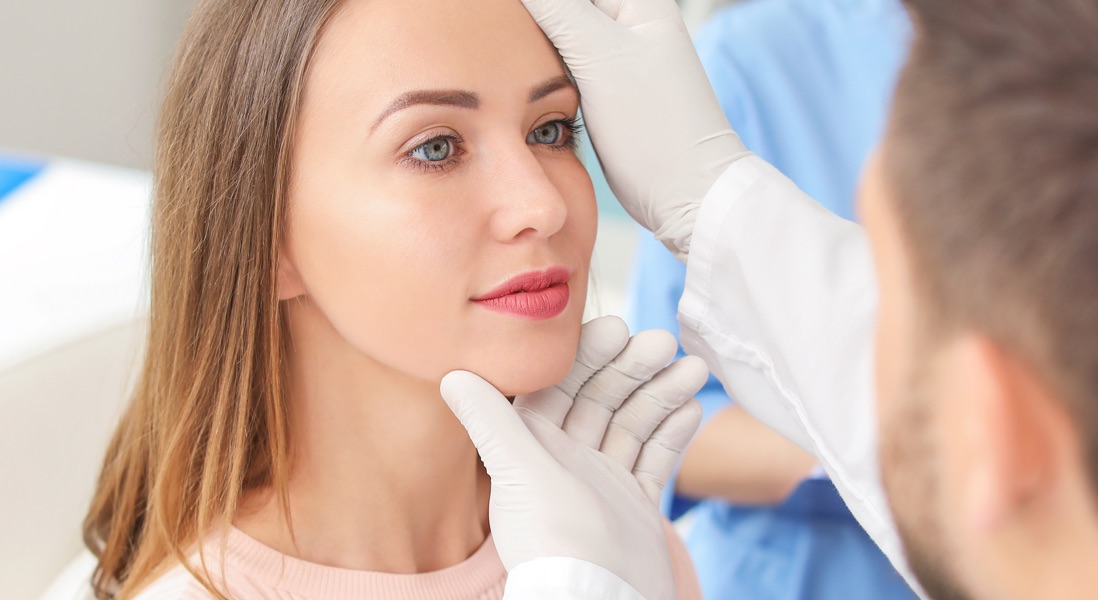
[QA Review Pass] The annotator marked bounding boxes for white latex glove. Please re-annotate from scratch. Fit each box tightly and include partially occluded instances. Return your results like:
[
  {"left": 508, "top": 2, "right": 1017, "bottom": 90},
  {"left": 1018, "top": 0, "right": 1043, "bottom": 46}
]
[
  {"left": 518, "top": 0, "right": 753, "bottom": 259},
  {"left": 440, "top": 316, "right": 706, "bottom": 600}
]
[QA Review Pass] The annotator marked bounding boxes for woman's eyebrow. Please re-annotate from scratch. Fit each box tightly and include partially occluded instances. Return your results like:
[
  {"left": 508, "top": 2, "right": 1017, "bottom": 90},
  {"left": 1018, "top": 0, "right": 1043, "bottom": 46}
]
[
  {"left": 369, "top": 78, "right": 576, "bottom": 133},
  {"left": 528, "top": 76, "right": 576, "bottom": 102},
  {"left": 371, "top": 90, "right": 479, "bottom": 132}
]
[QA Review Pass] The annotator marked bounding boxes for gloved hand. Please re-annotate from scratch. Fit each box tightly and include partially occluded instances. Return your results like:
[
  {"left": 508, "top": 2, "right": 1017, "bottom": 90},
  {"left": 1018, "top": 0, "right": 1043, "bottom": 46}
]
[
  {"left": 518, "top": 0, "right": 753, "bottom": 259},
  {"left": 440, "top": 316, "right": 707, "bottom": 600}
]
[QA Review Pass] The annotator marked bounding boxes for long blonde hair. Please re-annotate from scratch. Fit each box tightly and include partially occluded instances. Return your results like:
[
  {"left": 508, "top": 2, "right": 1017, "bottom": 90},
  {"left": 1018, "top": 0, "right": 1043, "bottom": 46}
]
[{"left": 83, "top": 0, "right": 344, "bottom": 597}]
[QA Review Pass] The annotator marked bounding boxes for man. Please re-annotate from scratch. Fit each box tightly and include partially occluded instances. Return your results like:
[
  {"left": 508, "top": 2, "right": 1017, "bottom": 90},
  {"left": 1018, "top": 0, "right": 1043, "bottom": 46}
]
[{"left": 441, "top": 0, "right": 1098, "bottom": 599}]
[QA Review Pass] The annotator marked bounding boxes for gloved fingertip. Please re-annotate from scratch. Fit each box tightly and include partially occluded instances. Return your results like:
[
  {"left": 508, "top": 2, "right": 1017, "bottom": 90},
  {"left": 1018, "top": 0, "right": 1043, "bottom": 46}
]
[
  {"left": 439, "top": 370, "right": 494, "bottom": 416},
  {"left": 675, "top": 355, "right": 711, "bottom": 394},
  {"left": 640, "top": 328, "right": 679, "bottom": 353},
  {"left": 441, "top": 370, "right": 548, "bottom": 479},
  {"left": 581, "top": 315, "right": 630, "bottom": 355},
  {"left": 584, "top": 314, "right": 629, "bottom": 338},
  {"left": 440, "top": 369, "right": 479, "bottom": 392},
  {"left": 565, "top": 318, "right": 631, "bottom": 384},
  {"left": 628, "top": 329, "right": 680, "bottom": 367}
]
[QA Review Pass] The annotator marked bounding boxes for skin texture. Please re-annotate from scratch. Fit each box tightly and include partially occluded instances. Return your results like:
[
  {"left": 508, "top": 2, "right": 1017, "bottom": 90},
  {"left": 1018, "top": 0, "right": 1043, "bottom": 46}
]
[
  {"left": 235, "top": 0, "right": 597, "bottom": 574},
  {"left": 860, "top": 147, "right": 1098, "bottom": 600}
]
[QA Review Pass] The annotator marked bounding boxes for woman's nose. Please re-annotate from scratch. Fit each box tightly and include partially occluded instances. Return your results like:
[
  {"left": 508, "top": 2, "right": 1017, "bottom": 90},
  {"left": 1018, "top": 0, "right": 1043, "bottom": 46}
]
[{"left": 485, "top": 146, "right": 568, "bottom": 243}]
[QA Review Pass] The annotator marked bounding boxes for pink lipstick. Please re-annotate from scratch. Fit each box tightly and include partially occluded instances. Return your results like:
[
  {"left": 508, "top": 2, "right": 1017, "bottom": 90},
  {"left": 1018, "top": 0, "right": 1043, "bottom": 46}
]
[{"left": 473, "top": 266, "right": 571, "bottom": 320}]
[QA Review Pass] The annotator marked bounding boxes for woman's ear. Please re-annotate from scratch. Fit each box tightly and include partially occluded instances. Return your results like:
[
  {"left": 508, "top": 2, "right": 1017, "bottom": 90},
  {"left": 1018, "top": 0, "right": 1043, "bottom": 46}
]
[{"left": 277, "top": 248, "right": 306, "bottom": 301}]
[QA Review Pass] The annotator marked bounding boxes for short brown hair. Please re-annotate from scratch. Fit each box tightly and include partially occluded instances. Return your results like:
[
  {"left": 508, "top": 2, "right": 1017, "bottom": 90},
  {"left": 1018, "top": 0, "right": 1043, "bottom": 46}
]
[{"left": 886, "top": 0, "right": 1098, "bottom": 489}]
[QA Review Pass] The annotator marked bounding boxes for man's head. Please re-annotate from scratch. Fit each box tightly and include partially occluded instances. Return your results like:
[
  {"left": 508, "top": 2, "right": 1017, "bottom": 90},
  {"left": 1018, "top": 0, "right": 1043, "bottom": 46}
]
[{"left": 860, "top": 1, "right": 1098, "bottom": 598}]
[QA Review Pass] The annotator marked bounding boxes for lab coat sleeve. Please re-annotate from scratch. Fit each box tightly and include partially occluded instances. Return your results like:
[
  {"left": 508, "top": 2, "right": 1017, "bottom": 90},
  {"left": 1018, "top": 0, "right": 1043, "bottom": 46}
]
[
  {"left": 503, "top": 558, "right": 646, "bottom": 600},
  {"left": 676, "top": 155, "right": 919, "bottom": 592}
]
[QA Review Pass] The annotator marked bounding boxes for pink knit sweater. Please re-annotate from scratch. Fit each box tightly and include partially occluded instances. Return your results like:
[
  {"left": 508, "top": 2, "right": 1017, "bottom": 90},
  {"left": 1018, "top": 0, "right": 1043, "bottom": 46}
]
[{"left": 133, "top": 522, "right": 701, "bottom": 599}]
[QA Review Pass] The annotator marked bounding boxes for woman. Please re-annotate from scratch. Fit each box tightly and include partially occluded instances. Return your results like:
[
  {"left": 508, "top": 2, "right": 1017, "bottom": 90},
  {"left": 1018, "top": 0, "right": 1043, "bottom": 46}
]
[{"left": 81, "top": 0, "right": 700, "bottom": 598}]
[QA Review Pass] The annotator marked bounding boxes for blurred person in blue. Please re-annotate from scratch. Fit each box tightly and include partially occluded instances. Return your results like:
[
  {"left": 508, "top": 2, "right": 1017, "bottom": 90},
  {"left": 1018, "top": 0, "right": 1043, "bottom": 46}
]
[{"left": 627, "top": 1, "right": 917, "bottom": 598}]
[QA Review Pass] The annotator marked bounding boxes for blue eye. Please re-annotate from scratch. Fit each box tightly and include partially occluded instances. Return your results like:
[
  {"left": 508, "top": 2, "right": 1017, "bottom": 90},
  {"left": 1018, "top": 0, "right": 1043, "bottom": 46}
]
[
  {"left": 528, "top": 122, "right": 563, "bottom": 145},
  {"left": 410, "top": 137, "right": 453, "bottom": 162}
]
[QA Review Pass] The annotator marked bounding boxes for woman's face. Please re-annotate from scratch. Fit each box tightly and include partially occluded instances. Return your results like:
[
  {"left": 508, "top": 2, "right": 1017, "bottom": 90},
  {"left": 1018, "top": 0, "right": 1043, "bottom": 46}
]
[{"left": 280, "top": 0, "right": 597, "bottom": 395}]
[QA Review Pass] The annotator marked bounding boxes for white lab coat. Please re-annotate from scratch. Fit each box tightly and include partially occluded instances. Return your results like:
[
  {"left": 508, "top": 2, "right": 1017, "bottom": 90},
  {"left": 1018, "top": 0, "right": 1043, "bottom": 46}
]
[{"left": 504, "top": 155, "right": 922, "bottom": 599}]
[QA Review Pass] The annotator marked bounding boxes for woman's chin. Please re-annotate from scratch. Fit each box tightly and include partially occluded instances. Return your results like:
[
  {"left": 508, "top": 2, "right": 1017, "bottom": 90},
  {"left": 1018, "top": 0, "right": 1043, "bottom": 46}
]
[
  {"left": 441, "top": 316, "right": 582, "bottom": 396},
  {"left": 472, "top": 348, "right": 578, "bottom": 397}
]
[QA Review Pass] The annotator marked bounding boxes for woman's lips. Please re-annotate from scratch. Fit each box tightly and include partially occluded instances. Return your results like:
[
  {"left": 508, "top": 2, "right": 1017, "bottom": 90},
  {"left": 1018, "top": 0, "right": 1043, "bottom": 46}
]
[{"left": 473, "top": 266, "right": 571, "bottom": 320}]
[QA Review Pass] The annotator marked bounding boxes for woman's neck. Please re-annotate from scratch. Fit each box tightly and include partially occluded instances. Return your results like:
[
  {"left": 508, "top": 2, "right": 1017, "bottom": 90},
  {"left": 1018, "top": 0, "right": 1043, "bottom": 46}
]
[{"left": 235, "top": 300, "right": 490, "bottom": 573}]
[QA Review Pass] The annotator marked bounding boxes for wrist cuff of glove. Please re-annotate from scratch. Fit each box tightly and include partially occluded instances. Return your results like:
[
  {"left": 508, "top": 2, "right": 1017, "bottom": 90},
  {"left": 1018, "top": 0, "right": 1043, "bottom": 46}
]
[
  {"left": 656, "top": 151, "right": 757, "bottom": 262},
  {"left": 655, "top": 204, "right": 698, "bottom": 263}
]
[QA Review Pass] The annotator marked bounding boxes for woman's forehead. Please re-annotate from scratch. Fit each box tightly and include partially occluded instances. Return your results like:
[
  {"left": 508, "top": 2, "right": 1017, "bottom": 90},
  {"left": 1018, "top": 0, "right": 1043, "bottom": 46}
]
[{"left": 307, "top": 0, "right": 567, "bottom": 110}]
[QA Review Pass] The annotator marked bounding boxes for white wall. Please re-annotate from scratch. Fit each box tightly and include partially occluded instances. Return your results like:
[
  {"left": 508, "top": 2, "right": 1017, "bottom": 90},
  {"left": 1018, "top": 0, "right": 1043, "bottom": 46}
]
[
  {"left": 0, "top": 0, "right": 740, "bottom": 169},
  {"left": 0, "top": 0, "right": 194, "bottom": 169}
]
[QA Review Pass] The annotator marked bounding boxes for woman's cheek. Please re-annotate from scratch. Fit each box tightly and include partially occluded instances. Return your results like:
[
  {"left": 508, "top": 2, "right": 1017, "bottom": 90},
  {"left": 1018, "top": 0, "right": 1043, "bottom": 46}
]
[{"left": 554, "top": 159, "right": 599, "bottom": 252}]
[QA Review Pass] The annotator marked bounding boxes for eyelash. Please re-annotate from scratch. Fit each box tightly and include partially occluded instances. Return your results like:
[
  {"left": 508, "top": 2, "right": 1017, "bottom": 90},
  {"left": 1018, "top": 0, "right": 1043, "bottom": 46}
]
[
  {"left": 399, "top": 116, "right": 586, "bottom": 174},
  {"left": 544, "top": 116, "right": 585, "bottom": 152}
]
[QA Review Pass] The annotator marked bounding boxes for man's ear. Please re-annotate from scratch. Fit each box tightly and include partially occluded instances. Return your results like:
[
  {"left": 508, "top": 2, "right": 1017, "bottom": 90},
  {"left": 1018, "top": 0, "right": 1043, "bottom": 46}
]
[
  {"left": 277, "top": 248, "right": 306, "bottom": 301},
  {"left": 955, "top": 336, "right": 1062, "bottom": 534}
]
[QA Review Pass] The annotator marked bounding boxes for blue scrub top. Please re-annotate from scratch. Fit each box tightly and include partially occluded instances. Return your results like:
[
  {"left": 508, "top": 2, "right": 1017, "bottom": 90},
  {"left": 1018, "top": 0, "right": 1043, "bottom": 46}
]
[{"left": 626, "top": 0, "right": 915, "bottom": 598}]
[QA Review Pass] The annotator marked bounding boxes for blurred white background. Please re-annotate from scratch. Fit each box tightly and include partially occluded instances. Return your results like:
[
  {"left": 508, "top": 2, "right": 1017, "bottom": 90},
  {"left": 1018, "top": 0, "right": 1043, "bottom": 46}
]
[
  {"left": 0, "top": 0, "right": 736, "bottom": 169},
  {"left": 0, "top": 1, "right": 193, "bottom": 168}
]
